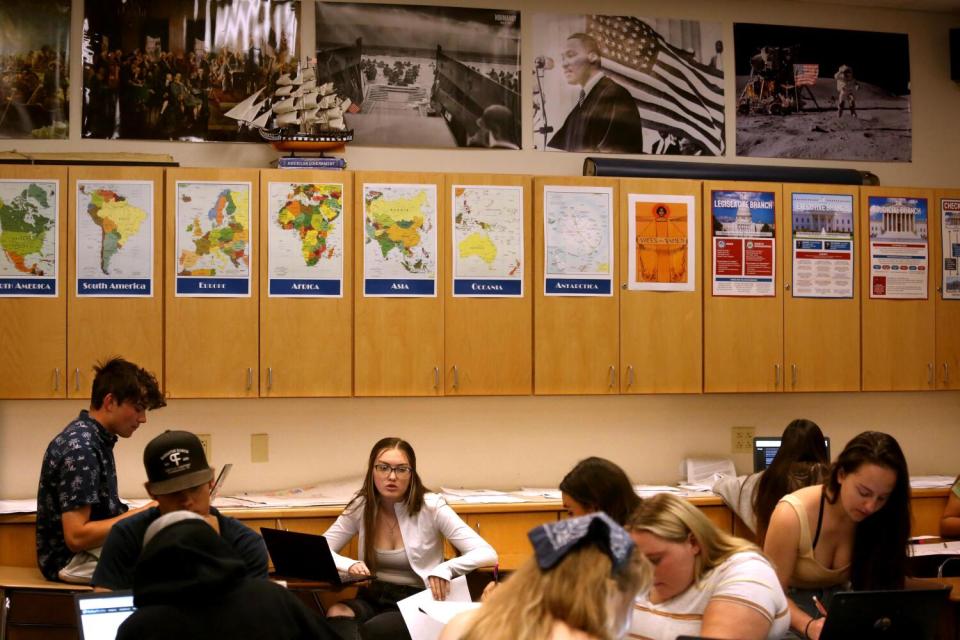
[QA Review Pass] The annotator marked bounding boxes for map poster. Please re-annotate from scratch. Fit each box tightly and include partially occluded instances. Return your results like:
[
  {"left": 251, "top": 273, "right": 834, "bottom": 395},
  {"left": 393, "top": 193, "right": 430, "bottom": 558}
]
[
  {"left": 362, "top": 183, "right": 438, "bottom": 297},
  {"left": 174, "top": 181, "right": 252, "bottom": 297},
  {"left": 451, "top": 185, "right": 524, "bottom": 297},
  {"left": 543, "top": 185, "right": 614, "bottom": 296},
  {"left": 711, "top": 190, "right": 775, "bottom": 297},
  {"left": 0, "top": 179, "right": 58, "bottom": 297},
  {"left": 790, "top": 193, "right": 854, "bottom": 299},
  {"left": 942, "top": 198, "right": 960, "bottom": 300},
  {"left": 868, "top": 196, "right": 928, "bottom": 300},
  {"left": 76, "top": 180, "right": 153, "bottom": 297},
  {"left": 627, "top": 193, "right": 695, "bottom": 292},
  {"left": 267, "top": 182, "right": 345, "bottom": 298}
]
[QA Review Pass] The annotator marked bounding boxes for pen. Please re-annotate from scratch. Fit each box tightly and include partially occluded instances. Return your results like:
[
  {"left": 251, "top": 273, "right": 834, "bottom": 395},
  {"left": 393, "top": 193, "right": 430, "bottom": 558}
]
[
  {"left": 493, "top": 562, "right": 499, "bottom": 583},
  {"left": 812, "top": 595, "right": 828, "bottom": 617}
]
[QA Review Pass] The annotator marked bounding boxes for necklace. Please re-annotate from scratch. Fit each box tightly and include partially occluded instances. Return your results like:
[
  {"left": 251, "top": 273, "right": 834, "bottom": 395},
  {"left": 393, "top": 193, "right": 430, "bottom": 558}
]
[{"left": 380, "top": 510, "right": 399, "bottom": 533}]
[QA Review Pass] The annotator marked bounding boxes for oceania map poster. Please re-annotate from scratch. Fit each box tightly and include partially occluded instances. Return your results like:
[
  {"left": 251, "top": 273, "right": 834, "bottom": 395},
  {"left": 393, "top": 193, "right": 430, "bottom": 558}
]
[
  {"left": 543, "top": 185, "right": 614, "bottom": 296},
  {"left": 452, "top": 185, "right": 524, "bottom": 297},
  {"left": 175, "top": 181, "right": 252, "bottom": 297},
  {"left": 0, "top": 179, "right": 58, "bottom": 297},
  {"left": 76, "top": 180, "right": 153, "bottom": 297},
  {"left": 362, "top": 183, "right": 438, "bottom": 297},
  {"left": 267, "top": 182, "right": 344, "bottom": 297}
]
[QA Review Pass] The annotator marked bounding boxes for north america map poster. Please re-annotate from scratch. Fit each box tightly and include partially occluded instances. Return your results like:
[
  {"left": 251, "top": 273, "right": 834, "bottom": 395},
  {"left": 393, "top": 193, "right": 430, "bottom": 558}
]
[
  {"left": 0, "top": 179, "right": 59, "bottom": 297},
  {"left": 451, "top": 185, "right": 524, "bottom": 297}
]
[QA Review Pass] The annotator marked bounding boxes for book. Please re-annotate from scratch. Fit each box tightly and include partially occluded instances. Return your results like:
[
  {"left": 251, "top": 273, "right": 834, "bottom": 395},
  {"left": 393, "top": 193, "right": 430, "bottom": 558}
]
[{"left": 274, "top": 156, "right": 347, "bottom": 169}]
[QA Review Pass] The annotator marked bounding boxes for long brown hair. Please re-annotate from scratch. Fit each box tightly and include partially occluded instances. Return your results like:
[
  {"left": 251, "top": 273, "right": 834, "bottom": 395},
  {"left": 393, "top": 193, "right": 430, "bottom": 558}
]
[
  {"left": 559, "top": 457, "right": 641, "bottom": 525},
  {"left": 345, "top": 437, "right": 428, "bottom": 572}
]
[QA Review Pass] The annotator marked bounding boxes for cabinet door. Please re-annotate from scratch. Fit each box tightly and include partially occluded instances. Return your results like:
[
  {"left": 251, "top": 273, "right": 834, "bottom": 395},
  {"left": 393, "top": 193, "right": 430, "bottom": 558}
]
[
  {"left": 860, "top": 186, "right": 935, "bottom": 391},
  {"left": 534, "top": 177, "right": 620, "bottom": 395},
  {"left": 165, "top": 168, "right": 260, "bottom": 398},
  {"left": 934, "top": 189, "right": 960, "bottom": 390},
  {"left": 0, "top": 166, "right": 67, "bottom": 398},
  {"left": 67, "top": 167, "right": 164, "bottom": 398},
  {"left": 783, "top": 184, "right": 860, "bottom": 392},
  {"left": 354, "top": 172, "right": 445, "bottom": 396},
  {"left": 259, "top": 170, "right": 353, "bottom": 397},
  {"left": 444, "top": 175, "right": 532, "bottom": 395},
  {"left": 703, "top": 181, "right": 784, "bottom": 392},
  {"left": 618, "top": 178, "right": 702, "bottom": 393},
  {"left": 466, "top": 512, "right": 559, "bottom": 571}
]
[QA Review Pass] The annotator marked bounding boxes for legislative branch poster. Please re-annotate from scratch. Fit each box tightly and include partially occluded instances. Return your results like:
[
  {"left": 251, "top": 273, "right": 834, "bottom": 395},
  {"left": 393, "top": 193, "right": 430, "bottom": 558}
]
[
  {"left": 0, "top": 179, "right": 59, "bottom": 296},
  {"left": 942, "top": 198, "right": 960, "bottom": 300},
  {"left": 543, "top": 186, "right": 614, "bottom": 296},
  {"left": 175, "top": 181, "right": 252, "bottom": 297},
  {"left": 76, "top": 181, "right": 154, "bottom": 297},
  {"left": 362, "top": 183, "right": 438, "bottom": 297},
  {"left": 711, "top": 190, "right": 775, "bottom": 297},
  {"left": 627, "top": 194, "right": 695, "bottom": 291},
  {"left": 267, "top": 182, "right": 344, "bottom": 297},
  {"left": 451, "top": 185, "right": 524, "bottom": 297},
  {"left": 868, "top": 196, "right": 928, "bottom": 300},
  {"left": 790, "top": 193, "right": 854, "bottom": 299}
]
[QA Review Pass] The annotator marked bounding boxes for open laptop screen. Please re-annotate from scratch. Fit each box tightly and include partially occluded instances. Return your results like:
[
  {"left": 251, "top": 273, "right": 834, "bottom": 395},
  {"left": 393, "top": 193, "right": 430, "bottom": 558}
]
[
  {"left": 753, "top": 436, "right": 831, "bottom": 472},
  {"left": 75, "top": 590, "right": 135, "bottom": 640}
]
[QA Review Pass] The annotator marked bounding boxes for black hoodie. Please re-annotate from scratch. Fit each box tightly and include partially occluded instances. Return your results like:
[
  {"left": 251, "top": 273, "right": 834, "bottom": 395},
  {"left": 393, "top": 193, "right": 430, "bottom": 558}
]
[{"left": 116, "top": 519, "right": 339, "bottom": 640}]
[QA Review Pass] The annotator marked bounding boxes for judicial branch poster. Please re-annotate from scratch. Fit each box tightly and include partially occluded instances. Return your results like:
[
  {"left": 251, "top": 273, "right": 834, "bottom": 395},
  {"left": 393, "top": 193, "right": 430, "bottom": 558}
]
[
  {"left": 451, "top": 185, "right": 524, "bottom": 297},
  {"left": 790, "top": 193, "right": 854, "bottom": 299},
  {"left": 0, "top": 179, "right": 59, "bottom": 296},
  {"left": 627, "top": 194, "right": 695, "bottom": 291},
  {"left": 942, "top": 198, "right": 960, "bottom": 300},
  {"left": 362, "top": 183, "right": 438, "bottom": 297},
  {"left": 711, "top": 190, "right": 775, "bottom": 297},
  {"left": 75, "top": 181, "right": 154, "bottom": 297},
  {"left": 543, "top": 185, "right": 614, "bottom": 296},
  {"left": 267, "top": 182, "right": 344, "bottom": 297},
  {"left": 174, "top": 181, "right": 252, "bottom": 297},
  {"left": 867, "top": 196, "right": 928, "bottom": 300}
]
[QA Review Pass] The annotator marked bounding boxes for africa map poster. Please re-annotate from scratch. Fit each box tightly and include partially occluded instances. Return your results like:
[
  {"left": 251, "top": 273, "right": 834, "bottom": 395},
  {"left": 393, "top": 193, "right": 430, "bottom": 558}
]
[
  {"left": 76, "top": 180, "right": 154, "bottom": 297},
  {"left": 543, "top": 185, "right": 614, "bottom": 296},
  {"left": 0, "top": 179, "right": 58, "bottom": 296},
  {"left": 451, "top": 185, "right": 524, "bottom": 297}
]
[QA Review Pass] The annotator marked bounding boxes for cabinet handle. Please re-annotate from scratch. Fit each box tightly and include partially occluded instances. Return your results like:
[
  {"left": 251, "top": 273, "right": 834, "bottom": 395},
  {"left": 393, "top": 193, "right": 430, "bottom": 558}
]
[
  {"left": 626, "top": 365, "right": 634, "bottom": 389},
  {"left": 54, "top": 368, "right": 60, "bottom": 391},
  {"left": 608, "top": 365, "right": 616, "bottom": 389},
  {"left": 74, "top": 368, "right": 80, "bottom": 392},
  {"left": 945, "top": 363, "right": 951, "bottom": 385},
  {"left": 267, "top": 367, "right": 273, "bottom": 391},
  {"left": 433, "top": 367, "right": 440, "bottom": 390},
  {"left": 452, "top": 366, "right": 459, "bottom": 390},
  {"left": 246, "top": 367, "right": 253, "bottom": 391},
  {"left": 475, "top": 521, "right": 480, "bottom": 531},
  {"left": 774, "top": 364, "right": 781, "bottom": 388},
  {"left": 791, "top": 364, "right": 798, "bottom": 388},
  {"left": 928, "top": 363, "right": 934, "bottom": 386}
]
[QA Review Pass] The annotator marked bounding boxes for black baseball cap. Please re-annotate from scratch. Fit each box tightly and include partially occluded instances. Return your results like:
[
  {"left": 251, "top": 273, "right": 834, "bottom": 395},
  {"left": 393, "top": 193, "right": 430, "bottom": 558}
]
[{"left": 143, "top": 430, "right": 214, "bottom": 495}]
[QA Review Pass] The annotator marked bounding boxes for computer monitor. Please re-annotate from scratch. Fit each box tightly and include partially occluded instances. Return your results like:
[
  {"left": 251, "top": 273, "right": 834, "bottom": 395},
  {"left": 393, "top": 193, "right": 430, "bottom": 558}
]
[
  {"left": 75, "top": 590, "right": 135, "bottom": 640},
  {"left": 753, "top": 436, "right": 830, "bottom": 473}
]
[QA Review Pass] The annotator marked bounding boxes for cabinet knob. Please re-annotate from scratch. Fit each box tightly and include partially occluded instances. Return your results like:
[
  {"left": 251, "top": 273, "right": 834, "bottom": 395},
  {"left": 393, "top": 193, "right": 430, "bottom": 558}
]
[
  {"left": 928, "top": 363, "right": 935, "bottom": 386},
  {"left": 433, "top": 367, "right": 440, "bottom": 390},
  {"left": 784, "top": 283, "right": 791, "bottom": 290},
  {"left": 451, "top": 366, "right": 459, "bottom": 390},
  {"left": 945, "top": 363, "right": 951, "bottom": 386},
  {"left": 608, "top": 365, "right": 616, "bottom": 389},
  {"left": 774, "top": 364, "right": 781, "bottom": 388},
  {"left": 74, "top": 368, "right": 80, "bottom": 392},
  {"left": 626, "top": 365, "right": 634, "bottom": 389},
  {"left": 791, "top": 364, "right": 798, "bottom": 388},
  {"left": 54, "top": 368, "right": 60, "bottom": 392},
  {"left": 267, "top": 367, "right": 273, "bottom": 391},
  {"left": 246, "top": 367, "right": 253, "bottom": 391}
]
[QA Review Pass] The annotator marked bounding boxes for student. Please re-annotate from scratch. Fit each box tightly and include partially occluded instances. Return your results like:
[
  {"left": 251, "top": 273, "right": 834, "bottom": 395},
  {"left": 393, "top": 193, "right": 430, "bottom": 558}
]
[
  {"left": 559, "top": 456, "right": 641, "bottom": 525},
  {"left": 627, "top": 493, "right": 789, "bottom": 640},
  {"left": 764, "top": 431, "right": 910, "bottom": 640},
  {"left": 116, "top": 511, "right": 340, "bottom": 640},
  {"left": 36, "top": 357, "right": 165, "bottom": 582},
  {"left": 939, "top": 474, "right": 960, "bottom": 537},
  {"left": 325, "top": 437, "right": 497, "bottom": 639},
  {"left": 440, "top": 513, "right": 650, "bottom": 640},
  {"left": 93, "top": 430, "right": 268, "bottom": 589}
]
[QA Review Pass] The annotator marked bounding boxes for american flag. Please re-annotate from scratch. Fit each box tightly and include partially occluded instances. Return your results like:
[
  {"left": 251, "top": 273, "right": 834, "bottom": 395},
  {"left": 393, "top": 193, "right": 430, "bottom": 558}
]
[
  {"left": 586, "top": 15, "right": 725, "bottom": 156},
  {"left": 793, "top": 64, "right": 820, "bottom": 87}
]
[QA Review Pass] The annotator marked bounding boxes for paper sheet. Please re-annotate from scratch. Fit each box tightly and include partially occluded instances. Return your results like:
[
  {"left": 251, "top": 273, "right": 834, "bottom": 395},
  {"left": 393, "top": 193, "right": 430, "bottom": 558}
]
[
  {"left": 909, "top": 541, "right": 960, "bottom": 557},
  {"left": 397, "top": 575, "right": 472, "bottom": 640}
]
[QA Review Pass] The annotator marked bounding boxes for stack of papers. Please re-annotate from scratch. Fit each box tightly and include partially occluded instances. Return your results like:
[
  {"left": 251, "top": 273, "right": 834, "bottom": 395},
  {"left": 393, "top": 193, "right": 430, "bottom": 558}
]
[
  {"left": 518, "top": 488, "right": 562, "bottom": 500},
  {"left": 910, "top": 476, "right": 956, "bottom": 489},
  {"left": 909, "top": 540, "right": 960, "bottom": 557},
  {"left": 0, "top": 499, "right": 37, "bottom": 515},
  {"left": 397, "top": 575, "right": 475, "bottom": 640}
]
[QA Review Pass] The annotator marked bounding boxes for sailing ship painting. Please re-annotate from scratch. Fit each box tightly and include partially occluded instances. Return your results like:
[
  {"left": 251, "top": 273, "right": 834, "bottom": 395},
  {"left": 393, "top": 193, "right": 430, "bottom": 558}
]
[{"left": 224, "top": 60, "right": 354, "bottom": 152}]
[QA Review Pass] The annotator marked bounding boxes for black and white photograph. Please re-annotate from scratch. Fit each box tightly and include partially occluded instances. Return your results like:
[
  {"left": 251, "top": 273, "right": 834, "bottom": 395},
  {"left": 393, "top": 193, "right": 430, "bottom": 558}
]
[
  {"left": 0, "top": 0, "right": 70, "bottom": 139},
  {"left": 734, "top": 23, "right": 911, "bottom": 162},
  {"left": 82, "top": 0, "right": 299, "bottom": 142},
  {"left": 315, "top": 2, "right": 520, "bottom": 149},
  {"left": 531, "top": 14, "right": 724, "bottom": 156}
]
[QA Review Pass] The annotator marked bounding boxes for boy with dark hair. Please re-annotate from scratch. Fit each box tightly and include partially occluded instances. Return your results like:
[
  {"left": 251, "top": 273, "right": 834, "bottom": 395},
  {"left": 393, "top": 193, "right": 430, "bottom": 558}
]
[{"left": 36, "top": 357, "right": 165, "bottom": 582}]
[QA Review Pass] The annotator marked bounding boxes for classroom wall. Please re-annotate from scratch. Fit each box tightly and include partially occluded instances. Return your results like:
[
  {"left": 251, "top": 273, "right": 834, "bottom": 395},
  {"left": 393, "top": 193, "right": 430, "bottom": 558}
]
[{"left": 1, "top": 0, "right": 959, "bottom": 498}]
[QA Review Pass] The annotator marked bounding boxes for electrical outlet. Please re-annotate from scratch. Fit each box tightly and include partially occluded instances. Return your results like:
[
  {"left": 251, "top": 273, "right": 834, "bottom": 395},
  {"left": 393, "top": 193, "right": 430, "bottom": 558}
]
[
  {"left": 731, "top": 426, "right": 755, "bottom": 454},
  {"left": 251, "top": 433, "right": 269, "bottom": 463},
  {"left": 196, "top": 434, "right": 212, "bottom": 462}
]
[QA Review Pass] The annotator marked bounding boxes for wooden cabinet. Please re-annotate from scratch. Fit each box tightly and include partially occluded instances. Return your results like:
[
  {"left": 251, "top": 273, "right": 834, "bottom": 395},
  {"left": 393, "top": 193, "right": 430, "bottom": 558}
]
[
  {"left": 860, "top": 186, "right": 936, "bottom": 391},
  {"left": 354, "top": 172, "right": 445, "bottom": 396},
  {"left": 66, "top": 167, "right": 164, "bottom": 397},
  {"left": 933, "top": 189, "right": 960, "bottom": 390},
  {"left": 0, "top": 166, "right": 67, "bottom": 398},
  {"left": 259, "top": 170, "right": 353, "bottom": 397},
  {"left": 618, "top": 178, "right": 702, "bottom": 393},
  {"left": 460, "top": 511, "right": 559, "bottom": 570},
  {"left": 164, "top": 168, "right": 260, "bottom": 398},
  {"left": 443, "top": 174, "right": 532, "bottom": 395},
  {"left": 534, "top": 177, "right": 620, "bottom": 394}
]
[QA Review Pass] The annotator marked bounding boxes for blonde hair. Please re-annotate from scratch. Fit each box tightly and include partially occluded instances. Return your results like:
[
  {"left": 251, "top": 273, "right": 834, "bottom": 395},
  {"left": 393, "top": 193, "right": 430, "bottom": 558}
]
[
  {"left": 627, "top": 493, "right": 759, "bottom": 584},
  {"left": 461, "top": 545, "right": 650, "bottom": 640}
]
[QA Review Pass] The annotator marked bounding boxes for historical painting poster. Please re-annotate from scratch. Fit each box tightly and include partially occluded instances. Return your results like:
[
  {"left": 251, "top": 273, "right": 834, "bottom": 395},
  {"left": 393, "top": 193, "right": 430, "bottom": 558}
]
[
  {"left": 531, "top": 13, "right": 724, "bottom": 156},
  {"left": 627, "top": 193, "right": 695, "bottom": 292},
  {"left": 0, "top": 0, "right": 70, "bottom": 139},
  {"left": 868, "top": 196, "right": 928, "bottom": 300},
  {"left": 315, "top": 2, "right": 520, "bottom": 149},
  {"left": 82, "top": 0, "right": 299, "bottom": 141},
  {"left": 734, "top": 23, "right": 910, "bottom": 162}
]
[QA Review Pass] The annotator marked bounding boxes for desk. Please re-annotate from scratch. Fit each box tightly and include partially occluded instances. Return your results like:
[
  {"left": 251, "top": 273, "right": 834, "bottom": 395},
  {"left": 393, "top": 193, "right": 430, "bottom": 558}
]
[{"left": 0, "top": 566, "right": 91, "bottom": 640}]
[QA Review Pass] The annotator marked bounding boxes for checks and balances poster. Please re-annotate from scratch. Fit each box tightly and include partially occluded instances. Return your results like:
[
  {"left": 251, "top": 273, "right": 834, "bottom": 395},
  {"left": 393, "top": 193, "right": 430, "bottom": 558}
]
[
  {"left": 790, "top": 193, "right": 854, "bottom": 299},
  {"left": 943, "top": 198, "right": 960, "bottom": 300},
  {"left": 711, "top": 191, "right": 775, "bottom": 297},
  {"left": 868, "top": 196, "right": 928, "bottom": 299}
]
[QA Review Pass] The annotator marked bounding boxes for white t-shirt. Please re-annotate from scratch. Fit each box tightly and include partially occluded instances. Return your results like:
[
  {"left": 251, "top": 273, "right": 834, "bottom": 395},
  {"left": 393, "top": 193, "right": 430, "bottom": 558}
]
[{"left": 628, "top": 550, "right": 789, "bottom": 640}]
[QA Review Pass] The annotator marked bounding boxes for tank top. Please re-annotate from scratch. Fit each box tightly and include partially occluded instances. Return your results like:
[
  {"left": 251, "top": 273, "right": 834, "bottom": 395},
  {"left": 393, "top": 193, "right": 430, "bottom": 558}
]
[
  {"left": 779, "top": 493, "right": 850, "bottom": 589},
  {"left": 374, "top": 547, "right": 422, "bottom": 587}
]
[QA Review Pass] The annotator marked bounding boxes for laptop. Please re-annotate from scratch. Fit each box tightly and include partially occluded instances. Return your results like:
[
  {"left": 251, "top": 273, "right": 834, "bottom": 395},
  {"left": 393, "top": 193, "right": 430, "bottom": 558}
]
[
  {"left": 819, "top": 587, "right": 950, "bottom": 640},
  {"left": 753, "top": 436, "right": 831, "bottom": 472},
  {"left": 260, "top": 527, "right": 368, "bottom": 585},
  {"left": 75, "top": 590, "right": 136, "bottom": 640},
  {"left": 209, "top": 463, "right": 232, "bottom": 500}
]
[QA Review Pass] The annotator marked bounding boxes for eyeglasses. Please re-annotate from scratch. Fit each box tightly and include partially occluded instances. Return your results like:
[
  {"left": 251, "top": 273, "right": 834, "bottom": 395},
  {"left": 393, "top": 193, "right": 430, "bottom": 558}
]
[{"left": 373, "top": 463, "right": 412, "bottom": 478}]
